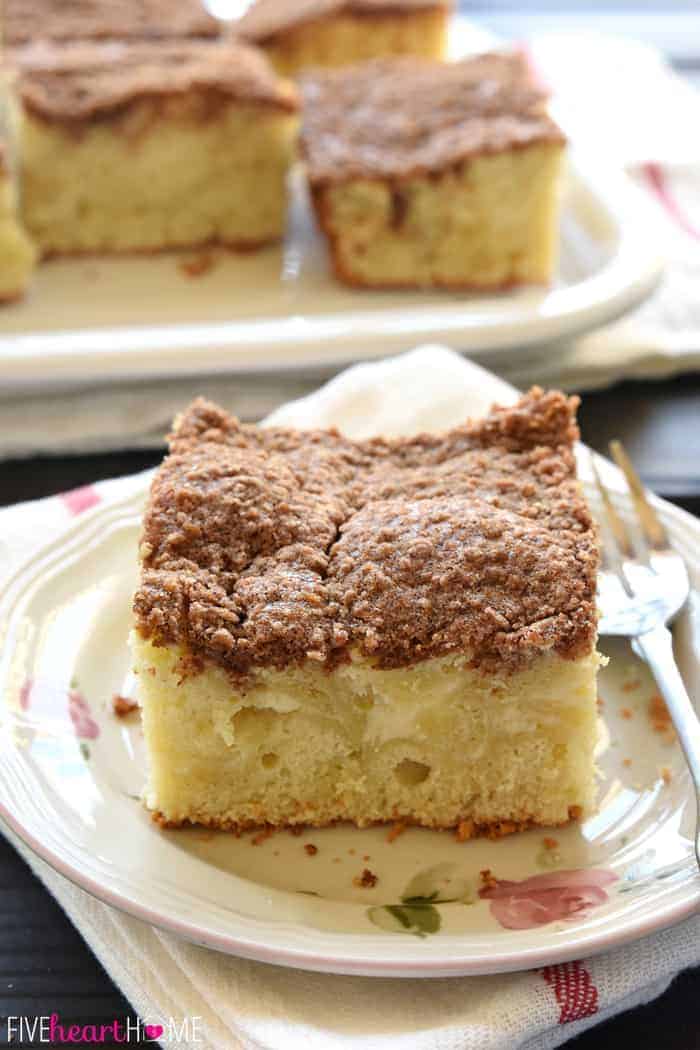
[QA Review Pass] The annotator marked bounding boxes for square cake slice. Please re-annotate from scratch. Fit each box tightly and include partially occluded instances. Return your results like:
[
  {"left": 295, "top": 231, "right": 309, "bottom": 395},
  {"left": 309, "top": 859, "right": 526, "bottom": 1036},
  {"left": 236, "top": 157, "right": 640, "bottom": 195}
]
[
  {"left": 3, "top": 0, "right": 220, "bottom": 47},
  {"left": 12, "top": 40, "right": 298, "bottom": 255},
  {"left": 301, "top": 52, "right": 566, "bottom": 289},
  {"left": 236, "top": 0, "right": 451, "bottom": 77},
  {"left": 132, "top": 388, "right": 600, "bottom": 837}
]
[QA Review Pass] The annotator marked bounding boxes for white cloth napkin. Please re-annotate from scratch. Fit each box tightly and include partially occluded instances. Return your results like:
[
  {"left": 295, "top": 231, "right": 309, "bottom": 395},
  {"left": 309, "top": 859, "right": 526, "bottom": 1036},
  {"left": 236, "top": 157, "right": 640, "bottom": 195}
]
[
  {"left": 2, "top": 32, "right": 700, "bottom": 459},
  {"left": 517, "top": 32, "right": 700, "bottom": 391},
  {"left": 2, "top": 345, "right": 700, "bottom": 1050}
]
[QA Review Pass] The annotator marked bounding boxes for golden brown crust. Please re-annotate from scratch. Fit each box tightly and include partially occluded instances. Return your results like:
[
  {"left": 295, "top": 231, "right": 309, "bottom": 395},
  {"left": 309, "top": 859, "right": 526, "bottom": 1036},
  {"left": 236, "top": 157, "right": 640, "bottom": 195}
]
[
  {"left": 310, "top": 184, "right": 549, "bottom": 291},
  {"left": 12, "top": 40, "right": 299, "bottom": 125},
  {"left": 0, "top": 289, "right": 26, "bottom": 304},
  {"left": 4, "top": 0, "right": 220, "bottom": 46},
  {"left": 133, "top": 389, "right": 598, "bottom": 678},
  {"left": 300, "top": 52, "right": 565, "bottom": 184},
  {"left": 38, "top": 233, "right": 281, "bottom": 261},
  {"left": 236, "top": 0, "right": 451, "bottom": 43},
  {"left": 152, "top": 808, "right": 583, "bottom": 838}
]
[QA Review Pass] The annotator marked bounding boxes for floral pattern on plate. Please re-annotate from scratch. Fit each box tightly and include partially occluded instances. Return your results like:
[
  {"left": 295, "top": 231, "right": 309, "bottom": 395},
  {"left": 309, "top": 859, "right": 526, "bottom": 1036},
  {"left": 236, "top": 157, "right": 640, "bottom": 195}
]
[
  {"left": 479, "top": 870, "right": 618, "bottom": 931},
  {"left": 368, "top": 864, "right": 617, "bottom": 936}
]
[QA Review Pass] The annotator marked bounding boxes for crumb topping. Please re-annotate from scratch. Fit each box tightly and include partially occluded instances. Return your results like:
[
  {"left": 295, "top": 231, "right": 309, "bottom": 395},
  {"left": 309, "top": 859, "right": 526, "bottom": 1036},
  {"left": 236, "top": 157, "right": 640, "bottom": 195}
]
[
  {"left": 386, "top": 822, "right": 405, "bottom": 842},
  {"left": 12, "top": 40, "right": 298, "bottom": 124},
  {"left": 4, "top": 0, "right": 220, "bottom": 46},
  {"left": 300, "top": 51, "right": 565, "bottom": 184},
  {"left": 455, "top": 819, "right": 475, "bottom": 842},
  {"left": 237, "top": 0, "right": 449, "bottom": 42},
  {"left": 178, "top": 252, "right": 218, "bottom": 279},
  {"left": 133, "top": 388, "right": 598, "bottom": 678},
  {"left": 649, "top": 694, "right": 672, "bottom": 729},
  {"left": 353, "top": 867, "right": 378, "bottom": 888},
  {"left": 112, "top": 694, "right": 139, "bottom": 717}
]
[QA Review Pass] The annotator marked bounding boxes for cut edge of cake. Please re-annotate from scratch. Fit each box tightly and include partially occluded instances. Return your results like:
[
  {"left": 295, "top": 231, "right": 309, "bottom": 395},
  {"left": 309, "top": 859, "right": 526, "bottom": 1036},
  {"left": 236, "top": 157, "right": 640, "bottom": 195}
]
[{"left": 132, "top": 636, "right": 600, "bottom": 836}]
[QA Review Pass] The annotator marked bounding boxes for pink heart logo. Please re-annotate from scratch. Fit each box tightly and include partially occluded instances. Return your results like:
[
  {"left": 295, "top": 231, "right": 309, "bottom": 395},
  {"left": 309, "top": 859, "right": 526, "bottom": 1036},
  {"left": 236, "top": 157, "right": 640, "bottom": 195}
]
[{"left": 144, "top": 1025, "right": 164, "bottom": 1040}]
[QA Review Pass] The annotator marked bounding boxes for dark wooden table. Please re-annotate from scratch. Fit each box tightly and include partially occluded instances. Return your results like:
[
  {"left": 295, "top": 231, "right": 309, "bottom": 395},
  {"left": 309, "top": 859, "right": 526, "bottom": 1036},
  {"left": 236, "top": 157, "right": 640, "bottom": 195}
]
[{"left": 1, "top": 374, "right": 700, "bottom": 1048}]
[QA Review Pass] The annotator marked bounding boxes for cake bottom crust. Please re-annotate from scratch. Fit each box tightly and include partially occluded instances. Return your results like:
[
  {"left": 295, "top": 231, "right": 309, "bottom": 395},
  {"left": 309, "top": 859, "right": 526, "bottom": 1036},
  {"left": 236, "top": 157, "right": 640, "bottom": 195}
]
[
  {"left": 38, "top": 233, "right": 280, "bottom": 260},
  {"left": 0, "top": 287, "right": 26, "bottom": 303},
  {"left": 152, "top": 808, "right": 584, "bottom": 840}
]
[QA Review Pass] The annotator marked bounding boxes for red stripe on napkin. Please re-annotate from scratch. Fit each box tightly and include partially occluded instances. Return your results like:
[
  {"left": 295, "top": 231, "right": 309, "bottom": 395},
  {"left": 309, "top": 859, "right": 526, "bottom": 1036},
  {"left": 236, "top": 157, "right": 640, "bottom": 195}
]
[
  {"left": 643, "top": 162, "right": 700, "bottom": 240},
  {"left": 543, "top": 960, "right": 599, "bottom": 1024},
  {"left": 60, "top": 485, "right": 101, "bottom": 515}
]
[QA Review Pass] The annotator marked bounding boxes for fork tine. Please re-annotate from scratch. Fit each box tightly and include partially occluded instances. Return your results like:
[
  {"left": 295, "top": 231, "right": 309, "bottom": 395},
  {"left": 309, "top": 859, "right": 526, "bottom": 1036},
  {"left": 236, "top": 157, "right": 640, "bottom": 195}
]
[
  {"left": 589, "top": 452, "right": 636, "bottom": 561},
  {"left": 589, "top": 452, "right": 635, "bottom": 599},
  {"left": 609, "top": 440, "right": 669, "bottom": 551}
]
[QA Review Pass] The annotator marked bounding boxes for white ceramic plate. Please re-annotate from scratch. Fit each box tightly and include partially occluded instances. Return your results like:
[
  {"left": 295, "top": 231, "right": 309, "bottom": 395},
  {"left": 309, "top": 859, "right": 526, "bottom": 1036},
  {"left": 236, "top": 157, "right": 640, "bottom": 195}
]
[
  {"left": 0, "top": 117, "right": 662, "bottom": 389},
  {"left": 0, "top": 472, "right": 698, "bottom": 977}
]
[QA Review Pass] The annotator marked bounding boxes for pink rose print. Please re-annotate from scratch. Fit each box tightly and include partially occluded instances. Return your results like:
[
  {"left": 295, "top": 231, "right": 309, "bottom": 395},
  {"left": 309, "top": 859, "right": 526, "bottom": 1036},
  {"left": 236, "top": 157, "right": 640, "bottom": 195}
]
[
  {"left": 61, "top": 484, "right": 101, "bottom": 516},
  {"left": 68, "top": 689, "right": 99, "bottom": 740},
  {"left": 480, "top": 869, "right": 617, "bottom": 931},
  {"left": 19, "top": 678, "right": 33, "bottom": 711}
]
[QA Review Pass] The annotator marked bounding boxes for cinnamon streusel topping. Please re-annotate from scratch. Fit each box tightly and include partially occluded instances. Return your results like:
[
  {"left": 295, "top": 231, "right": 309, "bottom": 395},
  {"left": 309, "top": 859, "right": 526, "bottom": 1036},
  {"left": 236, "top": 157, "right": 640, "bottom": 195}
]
[
  {"left": 133, "top": 389, "right": 598, "bottom": 678},
  {"left": 4, "top": 0, "right": 220, "bottom": 46},
  {"left": 300, "top": 52, "right": 565, "bottom": 184},
  {"left": 237, "top": 0, "right": 450, "bottom": 43},
  {"left": 13, "top": 40, "right": 298, "bottom": 125}
]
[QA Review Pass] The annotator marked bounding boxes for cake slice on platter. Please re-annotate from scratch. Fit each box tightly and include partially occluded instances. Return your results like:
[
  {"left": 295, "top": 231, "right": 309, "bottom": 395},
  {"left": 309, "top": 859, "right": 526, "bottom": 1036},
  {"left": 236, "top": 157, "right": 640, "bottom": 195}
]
[
  {"left": 132, "top": 389, "right": 600, "bottom": 838},
  {"left": 11, "top": 39, "right": 298, "bottom": 256},
  {"left": 301, "top": 51, "right": 566, "bottom": 289}
]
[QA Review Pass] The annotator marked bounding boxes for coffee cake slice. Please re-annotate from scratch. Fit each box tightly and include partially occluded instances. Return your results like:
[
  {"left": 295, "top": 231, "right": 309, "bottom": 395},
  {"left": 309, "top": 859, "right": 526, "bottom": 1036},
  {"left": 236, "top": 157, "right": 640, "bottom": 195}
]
[
  {"left": 236, "top": 0, "right": 451, "bottom": 77},
  {"left": 12, "top": 40, "right": 298, "bottom": 255},
  {"left": 301, "top": 52, "right": 566, "bottom": 289},
  {"left": 132, "top": 389, "right": 600, "bottom": 836}
]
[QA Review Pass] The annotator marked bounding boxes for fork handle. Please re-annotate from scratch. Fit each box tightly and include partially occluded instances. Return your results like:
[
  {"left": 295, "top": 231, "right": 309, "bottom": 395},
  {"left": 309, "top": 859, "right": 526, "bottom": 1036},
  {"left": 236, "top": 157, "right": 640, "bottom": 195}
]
[{"left": 634, "top": 624, "right": 700, "bottom": 799}]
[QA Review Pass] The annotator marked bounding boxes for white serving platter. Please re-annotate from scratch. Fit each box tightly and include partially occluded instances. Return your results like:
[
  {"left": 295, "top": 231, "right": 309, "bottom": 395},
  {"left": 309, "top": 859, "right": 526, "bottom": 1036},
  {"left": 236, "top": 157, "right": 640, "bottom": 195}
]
[{"left": 0, "top": 152, "right": 662, "bottom": 390}]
